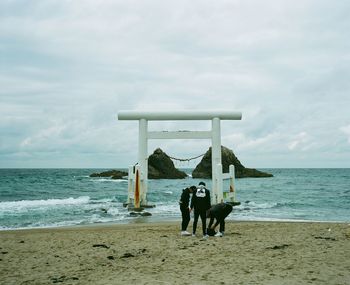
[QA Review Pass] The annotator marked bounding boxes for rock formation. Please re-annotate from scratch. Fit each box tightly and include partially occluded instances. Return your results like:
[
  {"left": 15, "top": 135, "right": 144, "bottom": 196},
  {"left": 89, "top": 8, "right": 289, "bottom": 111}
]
[
  {"left": 148, "top": 148, "right": 187, "bottom": 179},
  {"left": 90, "top": 170, "right": 128, "bottom": 179},
  {"left": 90, "top": 147, "right": 271, "bottom": 180},
  {"left": 192, "top": 146, "right": 273, "bottom": 178}
]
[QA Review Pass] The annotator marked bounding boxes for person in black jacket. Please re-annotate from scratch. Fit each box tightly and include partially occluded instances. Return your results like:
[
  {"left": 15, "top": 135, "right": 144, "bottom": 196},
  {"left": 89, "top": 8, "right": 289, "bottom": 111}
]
[
  {"left": 190, "top": 182, "right": 211, "bottom": 238},
  {"left": 206, "top": 202, "right": 233, "bottom": 237},
  {"left": 179, "top": 186, "right": 196, "bottom": 236}
]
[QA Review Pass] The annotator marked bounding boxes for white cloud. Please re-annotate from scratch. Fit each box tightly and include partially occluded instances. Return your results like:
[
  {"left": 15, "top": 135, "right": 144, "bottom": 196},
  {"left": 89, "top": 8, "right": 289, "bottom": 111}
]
[
  {"left": 340, "top": 125, "right": 350, "bottom": 144},
  {"left": 288, "top": 132, "right": 310, "bottom": 151},
  {"left": 1, "top": 0, "right": 350, "bottom": 167}
]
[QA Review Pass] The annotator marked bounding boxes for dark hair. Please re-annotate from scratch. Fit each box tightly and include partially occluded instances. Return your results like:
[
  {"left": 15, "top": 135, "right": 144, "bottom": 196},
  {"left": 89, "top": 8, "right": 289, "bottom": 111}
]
[
  {"left": 189, "top": 186, "right": 197, "bottom": 192},
  {"left": 198, "top": 181, "right": 206, "bottom": 186}
]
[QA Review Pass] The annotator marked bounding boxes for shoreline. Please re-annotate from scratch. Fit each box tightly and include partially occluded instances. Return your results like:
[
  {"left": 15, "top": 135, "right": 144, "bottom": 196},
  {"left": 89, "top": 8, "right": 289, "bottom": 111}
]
[
  {"left": 1, "top": 221, "right": 349, "bottom": 284},
  {"left": 1, "top": 217, "right": 349, "bottom": 233}
]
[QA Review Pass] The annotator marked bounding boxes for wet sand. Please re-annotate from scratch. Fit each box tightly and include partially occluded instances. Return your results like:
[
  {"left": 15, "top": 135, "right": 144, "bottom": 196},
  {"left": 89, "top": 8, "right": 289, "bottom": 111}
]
[{"left": 1, "top": 221, "right": 350, "bottom": 285}]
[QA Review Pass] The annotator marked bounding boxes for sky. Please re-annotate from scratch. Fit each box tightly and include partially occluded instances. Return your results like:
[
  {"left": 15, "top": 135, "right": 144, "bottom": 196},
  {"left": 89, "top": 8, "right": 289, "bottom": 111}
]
[{"left": 1, "top": 0, "right": 349, "bottom": 168}]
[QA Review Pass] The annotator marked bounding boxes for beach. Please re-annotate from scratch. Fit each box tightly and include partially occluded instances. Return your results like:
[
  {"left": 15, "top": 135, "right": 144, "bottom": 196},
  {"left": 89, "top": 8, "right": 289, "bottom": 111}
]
[{"left": 1, "top": 221, "right": 349, "bottom": 285}]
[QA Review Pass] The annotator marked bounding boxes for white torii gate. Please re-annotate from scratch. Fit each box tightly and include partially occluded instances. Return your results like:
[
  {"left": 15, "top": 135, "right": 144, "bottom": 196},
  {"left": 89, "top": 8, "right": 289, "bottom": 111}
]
[{"left": 117, "top": 110, "right": 242, "bottom": 208}]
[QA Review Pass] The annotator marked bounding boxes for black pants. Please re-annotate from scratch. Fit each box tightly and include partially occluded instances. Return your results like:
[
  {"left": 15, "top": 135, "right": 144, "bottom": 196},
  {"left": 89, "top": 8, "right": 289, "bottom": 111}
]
[
  {"left": 180, "top": 206, "right": 190, "bottom": 231},
  {"left": 208, "top": 217, "right": 225, "bottom": 232},
  {"left": 193, "top": 209, "right": 207, "bottom": 235}
]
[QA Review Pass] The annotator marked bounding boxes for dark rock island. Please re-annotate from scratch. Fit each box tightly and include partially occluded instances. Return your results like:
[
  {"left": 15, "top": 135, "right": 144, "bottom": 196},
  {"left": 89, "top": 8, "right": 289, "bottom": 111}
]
[
  {"left": 192, "top": 146, "right": 273, "bottom": 178},
  {"left": 89, "top": 169, "right": 128, "bottom": 179},
  {"left": 90, "top": 146, "right": 272, "bottom": 179},
  {"left": 148, "top": 148, "right": 187, "bottom": 179}
]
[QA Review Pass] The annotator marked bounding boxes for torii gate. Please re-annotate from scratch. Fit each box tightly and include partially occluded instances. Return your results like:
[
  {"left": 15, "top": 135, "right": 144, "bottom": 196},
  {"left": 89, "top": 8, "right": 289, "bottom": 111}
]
[{"left": 117, "top": 110, "right": 242, "bottom": 209}]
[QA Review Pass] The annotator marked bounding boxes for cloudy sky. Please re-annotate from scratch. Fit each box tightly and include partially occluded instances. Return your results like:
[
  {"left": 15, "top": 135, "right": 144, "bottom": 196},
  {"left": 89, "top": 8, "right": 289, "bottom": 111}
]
[{"left": 1, "top": 0, "right": 349, "bottom": 168}]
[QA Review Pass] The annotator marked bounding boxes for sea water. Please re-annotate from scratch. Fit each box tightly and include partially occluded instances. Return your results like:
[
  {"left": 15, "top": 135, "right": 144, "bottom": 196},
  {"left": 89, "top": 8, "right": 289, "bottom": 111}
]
[{"left": 0, "top": 168, "right": 349, "bottom": 230}]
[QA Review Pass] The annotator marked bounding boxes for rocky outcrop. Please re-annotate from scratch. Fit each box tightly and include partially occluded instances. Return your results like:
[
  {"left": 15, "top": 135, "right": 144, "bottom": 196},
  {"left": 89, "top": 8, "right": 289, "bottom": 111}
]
[
  {"left": 90, "top": 170, "right": 128, "bottom": 179},
  {"left": 90, "top": 147, "right": 270, "bottom": 180},
  {"left": 148, "top": 148, "right": 187, "bottom": 179},
  {"left": 192, "top": 146, "right": 273, "bottom": 178}
]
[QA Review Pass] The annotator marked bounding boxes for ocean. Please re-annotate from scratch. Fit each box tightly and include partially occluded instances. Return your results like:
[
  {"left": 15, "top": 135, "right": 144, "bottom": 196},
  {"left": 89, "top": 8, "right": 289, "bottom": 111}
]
[{"left": 0, "top": 168, "right": 349, "bottom": 230}]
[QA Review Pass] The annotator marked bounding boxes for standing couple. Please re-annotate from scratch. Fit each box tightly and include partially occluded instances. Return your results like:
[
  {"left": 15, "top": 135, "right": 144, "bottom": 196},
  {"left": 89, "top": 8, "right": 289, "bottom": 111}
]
[{"left": 179, "top": 182, "right": 232, "bottom": 238}]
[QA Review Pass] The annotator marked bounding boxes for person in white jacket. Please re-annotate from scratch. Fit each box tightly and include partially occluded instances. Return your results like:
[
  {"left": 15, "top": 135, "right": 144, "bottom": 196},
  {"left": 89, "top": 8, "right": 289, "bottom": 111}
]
[{"left": 190, "top": 182, "right": 211, "bottom": 238}]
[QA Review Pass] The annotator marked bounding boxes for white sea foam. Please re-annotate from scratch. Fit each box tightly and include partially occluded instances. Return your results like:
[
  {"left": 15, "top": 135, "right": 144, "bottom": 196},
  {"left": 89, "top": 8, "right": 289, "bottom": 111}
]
[
  {"left": 236, "top": 201, "right": 278, "bottom": 211},
  {"left": 107, "top": 207, "right": 120, "bottom": 216},
  {"left": 147, "top": 203, "right": 180, "bottom": 217},
  {"left": 92, "top": 178, "right": 127, "bottom": 183},
  {"left": 89, "top": 213, "right": 126, "bottom": 224},
  {"left": 0, "top": 196, "right": 91, "bottom": 212}
]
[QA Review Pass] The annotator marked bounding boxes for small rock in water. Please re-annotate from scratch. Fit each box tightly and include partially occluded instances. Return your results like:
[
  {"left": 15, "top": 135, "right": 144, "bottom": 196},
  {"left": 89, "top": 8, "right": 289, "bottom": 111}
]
[{"left": 129, "top": 211, "right": 152, "bottom": 217}]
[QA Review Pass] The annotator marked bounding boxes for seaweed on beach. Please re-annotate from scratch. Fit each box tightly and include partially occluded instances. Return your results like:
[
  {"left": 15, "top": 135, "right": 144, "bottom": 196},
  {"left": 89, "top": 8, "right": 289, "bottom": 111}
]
[
  {"left": 313, "top": 236, "right": 337, "bottom": 241},
  {"left": 92, "top": 244, "right": 110, "bottom": 249},
  {"left": 266, "top": 244, "right": 290, "bottom": 250}
]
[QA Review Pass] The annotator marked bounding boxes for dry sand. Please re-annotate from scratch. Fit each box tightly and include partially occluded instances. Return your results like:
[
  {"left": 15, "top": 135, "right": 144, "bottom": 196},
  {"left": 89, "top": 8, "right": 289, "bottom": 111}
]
[{"left": 1, "top": 221, "right": 350, "bottom": 285}]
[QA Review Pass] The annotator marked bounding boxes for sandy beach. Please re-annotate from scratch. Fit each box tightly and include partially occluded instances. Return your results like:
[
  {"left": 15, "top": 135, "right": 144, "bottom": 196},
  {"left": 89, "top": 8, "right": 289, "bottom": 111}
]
[{"left": 1, "top": 221, "right": 349, "bottom": 285}]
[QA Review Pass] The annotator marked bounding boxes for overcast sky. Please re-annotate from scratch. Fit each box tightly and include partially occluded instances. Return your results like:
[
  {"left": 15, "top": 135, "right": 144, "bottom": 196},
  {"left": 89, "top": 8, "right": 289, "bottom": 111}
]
[{"left": 1, "top": 0, "right": 349, "bottom": 168}]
